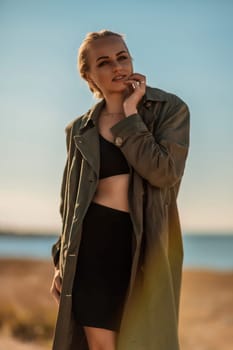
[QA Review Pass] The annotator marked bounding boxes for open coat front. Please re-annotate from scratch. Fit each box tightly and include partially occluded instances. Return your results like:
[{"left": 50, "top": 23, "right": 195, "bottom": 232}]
[{"left": 51, "top": 86, "right": 190, "bottom": 350}]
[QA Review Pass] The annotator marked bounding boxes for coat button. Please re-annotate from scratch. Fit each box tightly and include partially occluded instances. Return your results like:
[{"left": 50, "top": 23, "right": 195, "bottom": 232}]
[{"left": 115, "top": 136, "right": 123, "bottom": 147}]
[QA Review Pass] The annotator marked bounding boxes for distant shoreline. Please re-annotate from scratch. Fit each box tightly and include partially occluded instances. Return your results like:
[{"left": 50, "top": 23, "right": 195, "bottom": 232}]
[
  {"left": 1, "top": 235, "right": 233, "bottom": 270},
  {"left": 0, "top": 229, "right": 233, "bottom": 237},
  {"left": 0, "top": 230, "right": 58, "bottom": 237}
]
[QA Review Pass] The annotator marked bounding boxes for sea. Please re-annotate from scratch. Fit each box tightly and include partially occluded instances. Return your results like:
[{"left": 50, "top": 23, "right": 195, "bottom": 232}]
[{"left": 0, "top": 233, "right": 233, "bottom": 271}]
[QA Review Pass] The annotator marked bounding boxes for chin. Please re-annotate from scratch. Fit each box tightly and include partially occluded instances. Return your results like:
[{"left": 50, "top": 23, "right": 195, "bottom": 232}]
[{"left": 112, "top": 85, "right": 129, "bottom": 94}]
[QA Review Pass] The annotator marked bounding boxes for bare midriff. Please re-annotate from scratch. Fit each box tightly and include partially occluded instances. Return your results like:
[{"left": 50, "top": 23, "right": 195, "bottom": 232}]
[{"left": 92, "top": 174, "right": 130, "bottom": 212}]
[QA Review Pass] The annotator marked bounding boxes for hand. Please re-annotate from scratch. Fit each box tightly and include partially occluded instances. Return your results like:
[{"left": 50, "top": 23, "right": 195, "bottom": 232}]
[
  {"left": 50, "top": 267, "right": 62, "bottom": 305},
  {"left": 123, "top": 73, "right": 146, "bottom": 117}
]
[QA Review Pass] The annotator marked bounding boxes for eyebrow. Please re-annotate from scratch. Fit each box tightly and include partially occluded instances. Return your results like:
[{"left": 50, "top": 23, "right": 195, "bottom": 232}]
[{"left": 96, "top": 50, "right": 128, "bottom": 62}]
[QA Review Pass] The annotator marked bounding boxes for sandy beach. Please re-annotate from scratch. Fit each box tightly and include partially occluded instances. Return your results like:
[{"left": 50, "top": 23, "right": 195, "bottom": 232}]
[{"left": 0, "top": 258, "right": 232, "bottom": 350}]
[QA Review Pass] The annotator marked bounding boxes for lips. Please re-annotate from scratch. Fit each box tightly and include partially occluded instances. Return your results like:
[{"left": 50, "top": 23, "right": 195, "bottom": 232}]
[{"left": 112, "top": 75, "right": 127, "bottom": 82}]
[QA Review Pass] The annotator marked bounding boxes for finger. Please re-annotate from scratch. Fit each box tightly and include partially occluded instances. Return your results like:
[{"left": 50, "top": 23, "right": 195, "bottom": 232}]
[
  {"left": 128, "top": 73, "right": 146, "bottom": 80},
  {"left": 50, "top": 282, "right": 60, "bottom": 296},
  {"left": 124, "top": 80, "right": 143, "bottom": 90},
  {"left": 123, "top": 80, "right": 137, "bottom": 90},
  {"left": 50, "top": 285, "right": 60, "bottom": 305},
  {"left": 124, "top": 79, "right": 146, "bottom": 89},
  {"left": 135, "top": 80, "right": 146, "bottom": 87},
  {"left": 55, "top": 277, "right": 62, "bottom": 293},
  {"left": 133, "top": 81, "right": 146, "bottom": 90},
  {"left": 53, "top": 290, "right": 60, "bottom": 305},
  {"left": 128, "top": 74, "right": 146, "bottom": 84}
]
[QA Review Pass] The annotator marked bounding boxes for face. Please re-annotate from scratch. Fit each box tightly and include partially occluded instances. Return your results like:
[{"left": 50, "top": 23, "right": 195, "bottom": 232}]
[{"left": 86, "top": 36, "right": 133, "bottom": 97}]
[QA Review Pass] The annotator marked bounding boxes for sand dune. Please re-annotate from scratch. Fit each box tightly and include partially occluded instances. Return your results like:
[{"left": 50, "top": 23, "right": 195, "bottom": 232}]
[{"left": 0, "top": 258, "right": 232, "bottom": 350}]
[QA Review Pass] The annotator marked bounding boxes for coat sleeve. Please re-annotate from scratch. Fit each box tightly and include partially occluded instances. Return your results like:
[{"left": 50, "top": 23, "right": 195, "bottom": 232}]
[
  {"left": 51, "top": 126, "right": 72, "bottom": 267},
  {"left": 110, "top": 96, "right": 190, "bottom": 188}
]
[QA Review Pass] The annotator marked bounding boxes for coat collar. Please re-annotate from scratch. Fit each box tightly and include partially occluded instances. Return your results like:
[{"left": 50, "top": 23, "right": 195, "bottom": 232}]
[
  {"left": 78, "top": 85, "right": 168, "bottom": 132},
  {"left": 78, "top": 99, "right": 105, "bottom": 132}
]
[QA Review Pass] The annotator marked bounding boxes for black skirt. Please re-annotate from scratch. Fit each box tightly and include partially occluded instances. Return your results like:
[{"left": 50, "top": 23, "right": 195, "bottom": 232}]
[{"left": 72, "top": 201, "right": 133, "bottom": 331}]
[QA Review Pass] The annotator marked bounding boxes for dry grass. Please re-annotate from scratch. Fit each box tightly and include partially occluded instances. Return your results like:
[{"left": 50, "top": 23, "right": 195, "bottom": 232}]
[
  {"left": 0, "top": 259, "right": 57, "bottom": 349},
  {"left": 0, "top": 258, "right": 233, "bottom": 350}
]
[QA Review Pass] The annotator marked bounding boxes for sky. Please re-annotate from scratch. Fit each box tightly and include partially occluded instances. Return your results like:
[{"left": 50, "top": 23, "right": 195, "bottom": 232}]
[{"left": 0, "top": 0, "right": 233, "bottom": 234}]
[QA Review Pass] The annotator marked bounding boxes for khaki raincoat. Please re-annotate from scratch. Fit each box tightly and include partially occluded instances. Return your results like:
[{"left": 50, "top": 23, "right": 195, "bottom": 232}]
[{"left": 51, "top": 86, "right": 190, "bottom": 350}]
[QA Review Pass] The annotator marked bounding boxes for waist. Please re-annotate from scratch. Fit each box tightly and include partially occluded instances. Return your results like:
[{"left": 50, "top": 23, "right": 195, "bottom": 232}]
[{"left": 92, "top": 175, "right": 130, "bottom": 212}]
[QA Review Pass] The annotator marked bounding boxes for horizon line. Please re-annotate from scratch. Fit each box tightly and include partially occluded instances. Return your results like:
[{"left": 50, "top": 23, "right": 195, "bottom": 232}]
[{"left": 0, "top": 228, "right": 233, "bottom": 236}]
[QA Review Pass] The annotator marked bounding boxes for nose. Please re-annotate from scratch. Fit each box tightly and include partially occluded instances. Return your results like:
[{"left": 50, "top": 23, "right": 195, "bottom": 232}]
[{"left": 111, "top": 60, "right": 122, "bottom": 71}]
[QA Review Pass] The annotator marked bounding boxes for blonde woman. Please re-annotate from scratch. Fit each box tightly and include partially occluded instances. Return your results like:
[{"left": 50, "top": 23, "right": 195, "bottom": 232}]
[{"left": 50, "top": 30, "right": 190, "bottom": 350}]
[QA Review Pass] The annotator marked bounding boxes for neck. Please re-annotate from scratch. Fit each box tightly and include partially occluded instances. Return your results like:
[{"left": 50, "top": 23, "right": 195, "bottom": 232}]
[{"left": 103, "top": 92, "right": 126, "bottom": 114}]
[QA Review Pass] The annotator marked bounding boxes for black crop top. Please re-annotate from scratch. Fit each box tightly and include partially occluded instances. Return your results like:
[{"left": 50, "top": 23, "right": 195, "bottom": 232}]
[{"left": 99, "top": 133, "right": 130, "bottom": 179}]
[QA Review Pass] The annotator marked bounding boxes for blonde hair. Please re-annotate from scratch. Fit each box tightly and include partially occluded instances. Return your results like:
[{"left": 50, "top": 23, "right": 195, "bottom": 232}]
[{"left": 78, "top": 30, "right": 127, "bottom": 99}]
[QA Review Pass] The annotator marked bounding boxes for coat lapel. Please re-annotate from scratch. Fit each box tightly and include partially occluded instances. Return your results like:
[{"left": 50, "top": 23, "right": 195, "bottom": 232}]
[
  {"left": 73, "top": 99, "right": 105, "bottom": 178},
  {"left": 74, "top": 126, "right": 100, "bottom": 177}
]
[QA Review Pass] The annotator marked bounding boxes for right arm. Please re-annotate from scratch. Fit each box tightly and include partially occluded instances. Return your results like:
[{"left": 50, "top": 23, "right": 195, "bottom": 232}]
[{"left": 50, "top": 126, "right": 72, "bottom": 304}]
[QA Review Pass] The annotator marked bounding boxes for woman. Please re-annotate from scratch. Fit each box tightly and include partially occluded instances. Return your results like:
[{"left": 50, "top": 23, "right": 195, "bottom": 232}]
[{"left": 50, "top": 30, "right": 190, "bottom": 350}]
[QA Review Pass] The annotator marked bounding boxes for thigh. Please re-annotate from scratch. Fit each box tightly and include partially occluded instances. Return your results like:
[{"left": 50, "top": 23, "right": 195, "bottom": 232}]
[{"left": 84, "top": 326, "right": 117, "bottom": 350}]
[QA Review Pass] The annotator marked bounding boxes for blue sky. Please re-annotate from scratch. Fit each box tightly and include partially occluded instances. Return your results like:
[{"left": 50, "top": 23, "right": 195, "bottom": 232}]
[{"left": 1, "top": 0, "right": 233, "bottom": 233}]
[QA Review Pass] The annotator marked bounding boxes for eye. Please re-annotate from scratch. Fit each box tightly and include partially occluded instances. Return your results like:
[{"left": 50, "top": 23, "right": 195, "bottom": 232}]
[
  {"left": 118, "top": 55, "right": 129, "bottom": 61},
  {"left": 97, "top": 60, "right": 109, "bottom": 67}
]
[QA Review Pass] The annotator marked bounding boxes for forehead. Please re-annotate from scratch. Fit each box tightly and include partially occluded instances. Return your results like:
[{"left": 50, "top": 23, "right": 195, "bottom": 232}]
[{"left": 87, "top": 36, "right": 128, "bottom": 60}]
